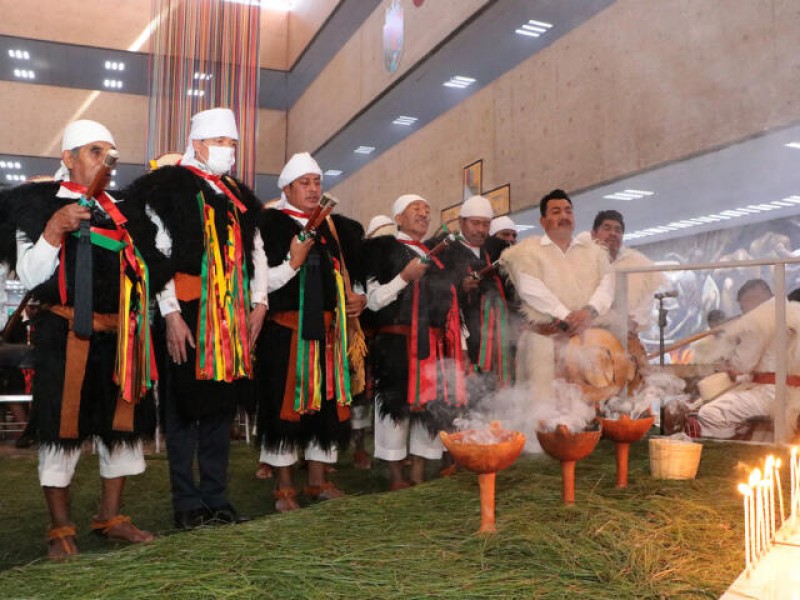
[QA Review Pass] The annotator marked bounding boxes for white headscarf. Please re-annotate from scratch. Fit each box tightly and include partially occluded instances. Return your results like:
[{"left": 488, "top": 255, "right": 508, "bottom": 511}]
[
  {"left": 54, "top": 119, "right": 116, "bottom": 181},
  {"left": 366, "top": 215, "right": 395, "bottom": 238},
  {"left": 489, "top": 215, "right": 516, "bottom": 236},
  {"left": 392, "top": 194, "right": 428, "bottom": 218},
  {"left": 460, "top": 195, "right": 494, "bottom": 219},
  {"left": 277, "top": 152, "right": 323, "bottom": 203},
  {"left": 180, "top": 107, "right": 239, "bottom": 164}
]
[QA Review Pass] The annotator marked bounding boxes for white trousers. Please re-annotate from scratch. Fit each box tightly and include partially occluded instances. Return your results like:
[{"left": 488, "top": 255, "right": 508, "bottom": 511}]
[
  {"left": 373, "top": 408, "right": 443, "bottom": 462},
  {"left": 38, "top": 441, "right": 146, "bottom": 488},
  {"left": 350, "top": 403, "right": 372, "bottom": 430},
  {"left": 516, "top": 330, "right": 557, "bottom": 402},
  {"left": 697, "top": 383, "right": 774, "bottom": 439},
  {"left": 259, "top": 440, "right": 338, "bottom": 468}
]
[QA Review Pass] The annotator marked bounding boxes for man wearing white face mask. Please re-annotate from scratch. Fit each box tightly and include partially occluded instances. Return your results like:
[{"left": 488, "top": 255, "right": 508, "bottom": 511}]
[{"left": 125, "top": 107, "right": 268, "bottom": 529}]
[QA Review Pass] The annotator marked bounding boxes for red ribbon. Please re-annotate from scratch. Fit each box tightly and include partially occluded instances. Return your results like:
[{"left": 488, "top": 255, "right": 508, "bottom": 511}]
[
  {"left": 57, "top": 182, "right": 145, "bottom": 309},
  {"left": 398, "top": 239, "right": 443, "bottom": 269},
  {"left": 180, "top": 165, "right": 248, "bottom": 214},
  {"left": 281, "top": 208, "right": 311, "bottom": 220}
]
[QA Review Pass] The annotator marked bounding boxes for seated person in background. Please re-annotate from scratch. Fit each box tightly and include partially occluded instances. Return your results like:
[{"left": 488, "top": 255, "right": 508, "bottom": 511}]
[
  {"left": 690, "top": 309, "right": 727, "bottom": 365},
  {"left": 695, "top": 279, "right": 784, "bottom": 439}
]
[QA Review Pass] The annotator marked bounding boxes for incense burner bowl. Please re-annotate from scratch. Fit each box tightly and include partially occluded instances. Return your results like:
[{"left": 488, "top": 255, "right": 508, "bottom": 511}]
[{"left": 440, "top": 422, "right": 525, "bottom": 533}]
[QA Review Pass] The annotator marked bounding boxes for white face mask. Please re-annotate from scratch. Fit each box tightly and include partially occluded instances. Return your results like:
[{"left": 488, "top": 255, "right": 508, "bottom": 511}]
[{"left": 204, "top": 145, "right": 236, "bottom": 175}]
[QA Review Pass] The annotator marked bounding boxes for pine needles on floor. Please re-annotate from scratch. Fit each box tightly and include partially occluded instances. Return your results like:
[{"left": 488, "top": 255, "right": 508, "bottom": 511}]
[{"left": 0, "top": 438, "right": 769, "bottom": 599}]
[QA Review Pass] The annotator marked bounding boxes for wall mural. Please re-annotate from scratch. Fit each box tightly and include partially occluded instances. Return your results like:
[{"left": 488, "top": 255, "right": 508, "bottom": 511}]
[{"left": 633, "top": 216, "right": 800, "bottom": 351}]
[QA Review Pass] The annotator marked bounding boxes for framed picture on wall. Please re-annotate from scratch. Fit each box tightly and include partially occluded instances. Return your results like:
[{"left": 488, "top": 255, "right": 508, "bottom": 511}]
[
  {"left": 483, "top": 184, "right": 511, "bottom": 216},
  {"left": 440, "top": 202, "right": 461, "bottom": 232},
  {"left": 463, "top": 159, "right": 483, "bottom": 201}
]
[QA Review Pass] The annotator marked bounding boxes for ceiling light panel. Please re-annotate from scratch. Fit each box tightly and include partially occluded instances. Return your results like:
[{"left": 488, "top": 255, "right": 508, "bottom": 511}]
[
  {"left": 602, "top": 189, "right": 655, "bottom": 201},
  {"left": 624, "top": 196, "right": 800, "bottom": 242},
  {"left": 8, "top": 49, "right": 30, "bottom": 60},
  {"left": 324, "top": 169, "right": 342, "bottom": 176},
  {"left": 392, "top": 116, "right": 418, "bottom": 126},
  {"left": 13, "top": 69, "right": 35, "bottom": 80},
  {"left": 785, "top": 142, "right": 800, "bottom": 149},
  {"left": 443, "top": 75, "right": 476, "bottom": 89},
  {"left": 354, "top": 146, "right": 375, "bottom": 155},
  {"left": 103, "top": 79, "right": 123, "bottom": 89},
  {"left": 104, "top": 60, "right": 125, "bottom": 71},
  {"left": 515, "top": 19, "right": 553, "bottom": 38}
]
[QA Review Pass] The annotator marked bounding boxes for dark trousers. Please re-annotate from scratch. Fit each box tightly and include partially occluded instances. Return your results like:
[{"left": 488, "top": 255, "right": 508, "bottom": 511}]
[{"left": 163, "top": 387, "right": 233, "bottom": 512}]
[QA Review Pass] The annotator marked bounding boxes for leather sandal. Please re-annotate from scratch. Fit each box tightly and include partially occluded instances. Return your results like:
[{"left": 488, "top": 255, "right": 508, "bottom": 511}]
[
  {"left": 304, "top": 481, "right": 345, "bottom": 501},
  {"left": 47, "top": 524, "right": 78, "bottom": 560},
  {"left": 255, "top": 463, "right": 274, "bottom": 480},
  {"left": 439, "top": 464, "right": 458, "bottom": 477},
  {"left": 91, "top": 514, "right": 155, "bottom": 543},
  {"left": 353, "top": 449, "right": 372, "bottom": 470},
  {"left": 274, "top": 487, "right": 300, "bottom": 513}
]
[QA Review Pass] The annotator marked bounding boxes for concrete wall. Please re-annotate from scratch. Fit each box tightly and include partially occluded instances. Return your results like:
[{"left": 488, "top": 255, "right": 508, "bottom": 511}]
[
  {"left": 328, "top": 0, "right": 800, "bottom": 226},
  {"left": 286, "top": 0, "right": 488, "bottom": 156},
  {"left": 286, "top": 0, "right": 340, "bottom": 68},
  {"left": 0, "top": 81, "right": 285, "bottom": 172},
  {"left": 0, "top": 82, "right": 149, "bottom": 161},
  {"left": 0, "top": 0, "right": 152, "bottom": 51}
]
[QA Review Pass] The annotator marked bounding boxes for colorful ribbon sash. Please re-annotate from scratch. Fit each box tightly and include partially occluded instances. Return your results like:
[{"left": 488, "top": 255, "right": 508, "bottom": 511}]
[
  {"left": 57, "top": 181, "right": 156, "bottom": 420},
  {"left": 194, "top": 192, "right": 252, "bottom": 382},
  {"left": 291, "top": 251, "right": 352, "bottom": 416},
  {"left": 473, "top": 256, "right": 512, "bottom": 386}
]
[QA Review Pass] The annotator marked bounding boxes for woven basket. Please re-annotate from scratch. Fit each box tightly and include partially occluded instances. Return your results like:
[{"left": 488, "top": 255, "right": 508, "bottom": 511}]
[{"left": 649, "top": 437, "right": 703, "bottom": 480}]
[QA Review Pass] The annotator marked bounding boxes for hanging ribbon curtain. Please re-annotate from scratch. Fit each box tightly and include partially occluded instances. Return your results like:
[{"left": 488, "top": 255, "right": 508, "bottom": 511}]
[{"left": 148, "top": 0, "right": 260, "bottom": 187}]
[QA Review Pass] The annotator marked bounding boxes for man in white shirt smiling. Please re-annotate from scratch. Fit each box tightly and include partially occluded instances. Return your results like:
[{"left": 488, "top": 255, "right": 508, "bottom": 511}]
[{"left": 500, "top": 189, "right": 614, "bottom": 400}]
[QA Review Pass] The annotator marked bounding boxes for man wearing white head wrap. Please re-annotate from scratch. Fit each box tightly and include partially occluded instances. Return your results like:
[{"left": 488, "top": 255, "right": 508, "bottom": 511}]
[
  {"left": 7, "top": 119, "right": 156, "bottom": 558},
  {"left": 180, "top": 107, "right": 239, "bottom": 174},
  {"left": 362, "top": 194, "right": 467, "bottom": 489},
  {"left": 437, "top": 195, "right": 515, "bottom": 389},
  {"left": 365, "top": 214, "right": 395, "bottom": 238},
  {"left": 53, "top": 119, "right": 116, "bottom": 181},
  {"left": 349, "top": 213, "right": 394, "bottom": 470},
  {"left": 489, "top": 215, "right": 517, "bottom": 242},
  {"left": 124, "top": 107, "right": 268, "bottom": 529},
  {"left": 253, "top": 151, "right": 367, "bottom": 512}
]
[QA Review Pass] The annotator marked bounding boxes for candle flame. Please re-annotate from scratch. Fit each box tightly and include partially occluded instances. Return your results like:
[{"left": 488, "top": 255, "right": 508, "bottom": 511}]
[
  {"left": 749, "top": 469, "right": 761, "bottom": 487},
  {"left": 766, "top": 455, "right": 775, "bottom": 469},
  {"left": 776, "top": 458, "right": 782, "bottom": 469},
  {"left": 738, "top": 483, "right": 752, "bottom": 495}
]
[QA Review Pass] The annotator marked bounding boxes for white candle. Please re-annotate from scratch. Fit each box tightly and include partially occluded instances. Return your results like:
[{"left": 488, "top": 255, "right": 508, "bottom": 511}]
[
  {"left": 776, "top": 458, "right": 785, "bottom": 529},
  {"left": 753, "top": 469, "right": 763, "bottom": 558},
  {"left": 766, "top": 456, "right": 775, "bottom": 540},
  {"left": 738, "top": 483, "right": 752, "bottom": 570},
  {"left": 758, "top": 479, "right": 769, "bottom": 556},
  {"left": 792, "top": 447, "right": 797, "bottom": 523}
]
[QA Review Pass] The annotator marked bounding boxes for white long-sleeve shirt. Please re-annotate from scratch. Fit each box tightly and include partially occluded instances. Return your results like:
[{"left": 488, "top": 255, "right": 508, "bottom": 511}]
[
  {"left": 365, "top": 231, "right": 424, "bottom": 312},
  {"left": 507, "top": 233, "right": 614, "bottom": 322},
  {"left": 16, "top": 184, "right": 102, "bottom": 289},
  {"left": 266, "top": 202, "right": 365, "bottom": 296}
]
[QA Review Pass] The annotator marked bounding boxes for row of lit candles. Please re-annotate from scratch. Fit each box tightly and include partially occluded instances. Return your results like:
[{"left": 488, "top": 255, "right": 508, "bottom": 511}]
[{"left": 737, "top": 448, "right": 799, "bottom": 573}]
